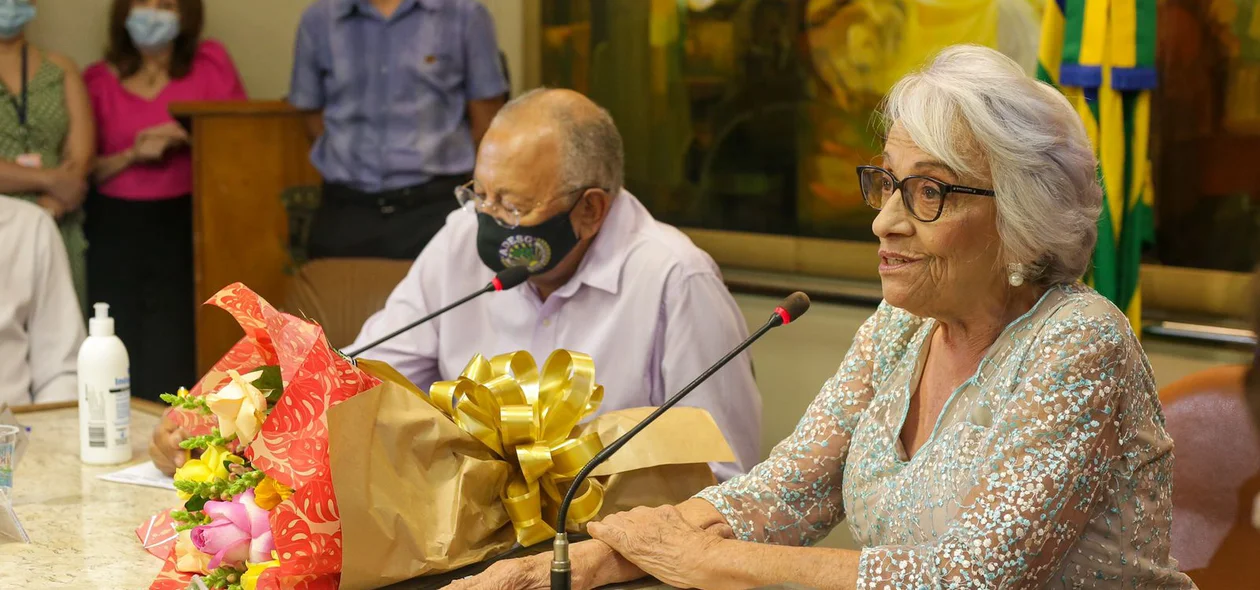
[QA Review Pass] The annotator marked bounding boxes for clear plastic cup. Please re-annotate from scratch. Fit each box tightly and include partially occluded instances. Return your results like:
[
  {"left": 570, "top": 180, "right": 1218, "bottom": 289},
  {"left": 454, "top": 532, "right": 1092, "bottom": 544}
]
[{"left": 0, "top": 424, "right": 17, "bottom": 491}]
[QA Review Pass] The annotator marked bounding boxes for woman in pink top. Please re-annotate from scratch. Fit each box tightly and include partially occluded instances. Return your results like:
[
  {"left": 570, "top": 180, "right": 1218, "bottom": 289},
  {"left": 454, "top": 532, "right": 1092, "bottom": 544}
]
[{"left": 83, "top": 0, "right": 245, "bottom": 402}]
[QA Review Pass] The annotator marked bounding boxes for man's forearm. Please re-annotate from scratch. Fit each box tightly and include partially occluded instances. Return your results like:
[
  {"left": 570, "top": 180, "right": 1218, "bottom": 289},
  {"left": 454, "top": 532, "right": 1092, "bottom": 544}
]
[{"left": 571, "top": 540, "right": 646, "bottom": 590}]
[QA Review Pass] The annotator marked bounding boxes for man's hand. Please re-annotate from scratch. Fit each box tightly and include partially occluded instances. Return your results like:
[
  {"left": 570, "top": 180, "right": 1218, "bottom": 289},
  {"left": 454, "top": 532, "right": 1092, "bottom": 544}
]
[
  {"left": 149, "top": 411, "right": 189, "bottom": 476},
  {"left": 444, "top": 539, "right": 644, "bottom": 590},
  {"left": 444, "top": 552, "right": 549, "bottom": 590}
]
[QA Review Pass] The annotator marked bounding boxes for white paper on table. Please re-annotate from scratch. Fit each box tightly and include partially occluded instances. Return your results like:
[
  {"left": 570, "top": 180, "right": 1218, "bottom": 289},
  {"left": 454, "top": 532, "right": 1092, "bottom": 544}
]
[{"left": 97, "top": 461, "right": 176, "bottom": 490}]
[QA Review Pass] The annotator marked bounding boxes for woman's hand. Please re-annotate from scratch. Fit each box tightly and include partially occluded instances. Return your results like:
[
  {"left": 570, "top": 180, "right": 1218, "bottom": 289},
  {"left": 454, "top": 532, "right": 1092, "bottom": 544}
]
[
  {"left": 587, "top": 505, "right": 731, "bottom": 589},
  {"left": 36, "top": 195, "right": 66, "bottom": 220},
  {"left": 141, "top": 121, "right": 188, "bottom": 142},
  {"left": 132, "top": 122, "right": 188, "bottom": 162},
  {"left": 42, "top": 162, "right": 87, "bottom": 210},
  {"left": 149, "top": 411, "right": 188, "bottom": 476},
  {"left": 132, "top": 135, "right": 170, "bottom": 162}
]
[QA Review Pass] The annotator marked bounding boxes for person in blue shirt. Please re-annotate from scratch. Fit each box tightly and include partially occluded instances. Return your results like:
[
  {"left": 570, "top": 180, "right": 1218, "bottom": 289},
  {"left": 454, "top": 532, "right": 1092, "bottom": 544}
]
[{"left": 288, "top": 0, "right": 508, "bottom": 260}]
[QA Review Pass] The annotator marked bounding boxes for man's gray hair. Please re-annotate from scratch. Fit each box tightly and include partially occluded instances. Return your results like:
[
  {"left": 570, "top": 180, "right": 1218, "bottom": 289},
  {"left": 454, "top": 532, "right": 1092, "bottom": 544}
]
[
  {"left": 880, "top": 45, "right": 1103, "bottom": 286},
  {"left": 497, "top": 88, "right": 625, "bottom": 197}
]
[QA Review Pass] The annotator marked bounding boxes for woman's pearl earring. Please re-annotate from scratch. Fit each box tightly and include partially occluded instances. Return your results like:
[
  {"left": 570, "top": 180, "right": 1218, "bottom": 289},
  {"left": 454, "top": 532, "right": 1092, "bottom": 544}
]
[{"left": 1008, "top": 263, "right": 1026, "bottom": 287}]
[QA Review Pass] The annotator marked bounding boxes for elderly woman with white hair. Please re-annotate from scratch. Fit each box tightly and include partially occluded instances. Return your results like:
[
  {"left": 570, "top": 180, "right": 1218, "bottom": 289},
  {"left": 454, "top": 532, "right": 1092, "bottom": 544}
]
[{"left": 451, "top": 45, "right": 1193, "bottom": 590}]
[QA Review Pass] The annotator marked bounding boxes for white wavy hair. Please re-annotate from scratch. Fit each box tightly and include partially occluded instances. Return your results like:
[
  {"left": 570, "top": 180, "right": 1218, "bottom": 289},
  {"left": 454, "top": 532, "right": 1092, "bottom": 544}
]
[{"left": 879, "top": 44, "right": 1102, "bottom": 286}]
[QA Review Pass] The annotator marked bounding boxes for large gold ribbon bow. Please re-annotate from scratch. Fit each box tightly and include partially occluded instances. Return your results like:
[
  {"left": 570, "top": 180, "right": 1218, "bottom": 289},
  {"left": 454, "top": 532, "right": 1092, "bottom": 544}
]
[{"left": 428, "top": 350, "right": 606, "bottom": 546}]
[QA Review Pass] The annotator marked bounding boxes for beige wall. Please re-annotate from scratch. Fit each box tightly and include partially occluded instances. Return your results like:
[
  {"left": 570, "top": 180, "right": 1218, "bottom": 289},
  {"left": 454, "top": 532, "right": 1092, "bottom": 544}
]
[{"left": 27, "top": 0, "right": 531, "bottom": 100}]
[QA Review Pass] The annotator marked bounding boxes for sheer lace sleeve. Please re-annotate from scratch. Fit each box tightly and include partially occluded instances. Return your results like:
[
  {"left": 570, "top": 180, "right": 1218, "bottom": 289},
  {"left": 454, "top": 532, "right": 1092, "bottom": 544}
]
[
  {"left": 856, "top": 306, "right": 1130, "bottom": 588},
  {"left": 695, "top": 305, "right": 884, "bottom": 546}
]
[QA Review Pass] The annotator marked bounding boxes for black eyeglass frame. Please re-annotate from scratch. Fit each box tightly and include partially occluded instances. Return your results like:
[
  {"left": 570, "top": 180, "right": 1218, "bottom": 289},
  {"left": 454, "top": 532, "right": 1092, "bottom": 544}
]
[{"left": 855, "top": 165, "right": 997, "bottom": 222}]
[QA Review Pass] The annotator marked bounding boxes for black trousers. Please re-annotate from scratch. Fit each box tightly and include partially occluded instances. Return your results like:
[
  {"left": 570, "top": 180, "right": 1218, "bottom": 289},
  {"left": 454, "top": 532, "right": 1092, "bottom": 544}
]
[
  {"left": 84, "top": 192, "right": 197, "bottom": 402},
  {"left": 308, "top": 175, "right": 467, "bottom": 260}
]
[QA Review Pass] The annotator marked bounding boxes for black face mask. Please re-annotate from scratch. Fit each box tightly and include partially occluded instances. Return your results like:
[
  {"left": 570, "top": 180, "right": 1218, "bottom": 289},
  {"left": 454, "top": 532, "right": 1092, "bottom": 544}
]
[{"left": 476, "top": 205, "right": 582, "bottom": 275}]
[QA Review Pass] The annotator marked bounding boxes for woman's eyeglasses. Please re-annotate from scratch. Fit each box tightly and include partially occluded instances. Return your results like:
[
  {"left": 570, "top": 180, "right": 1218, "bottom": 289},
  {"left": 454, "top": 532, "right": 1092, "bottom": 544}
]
[{"left": 855, "top": 165, "right": 996, "bottom": 223}]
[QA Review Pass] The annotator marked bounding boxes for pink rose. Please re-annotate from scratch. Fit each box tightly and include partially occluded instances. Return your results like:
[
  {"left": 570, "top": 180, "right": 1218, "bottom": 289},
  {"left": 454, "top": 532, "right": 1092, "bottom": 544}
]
[
  {"left": 174, "top": 529, "right": 213, "bottom": 574},
  {"left": 191, "top": 489, "right": 276, "bottom": 568}
]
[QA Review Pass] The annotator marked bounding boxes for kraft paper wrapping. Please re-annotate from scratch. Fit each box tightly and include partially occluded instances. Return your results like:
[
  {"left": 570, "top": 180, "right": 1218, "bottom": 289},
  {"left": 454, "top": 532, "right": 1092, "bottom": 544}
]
[{"left": 331, "top": 361, "right": 734, "bottom": 590}]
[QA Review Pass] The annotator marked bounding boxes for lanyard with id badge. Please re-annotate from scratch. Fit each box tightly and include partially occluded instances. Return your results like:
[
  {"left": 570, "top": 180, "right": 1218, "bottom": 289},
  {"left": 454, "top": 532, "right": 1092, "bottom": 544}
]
[{"left": 12, "top": 43, "right": 38, "bottom": 170}]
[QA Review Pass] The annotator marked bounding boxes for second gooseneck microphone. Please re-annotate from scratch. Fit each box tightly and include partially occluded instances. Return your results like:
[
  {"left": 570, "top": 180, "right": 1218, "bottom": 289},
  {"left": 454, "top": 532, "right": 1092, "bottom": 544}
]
[
  {"left": 548, "top": 291, "right": 812, "bottom": 590},
  {"left": 343, "top": 266, "right": 531, "bottom": 358}
]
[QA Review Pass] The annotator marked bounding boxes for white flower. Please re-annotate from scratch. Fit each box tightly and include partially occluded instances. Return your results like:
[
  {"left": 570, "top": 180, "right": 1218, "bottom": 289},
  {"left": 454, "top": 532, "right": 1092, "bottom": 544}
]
[{"left": 205, "top": 370, "right": 268, "bottom": 445}]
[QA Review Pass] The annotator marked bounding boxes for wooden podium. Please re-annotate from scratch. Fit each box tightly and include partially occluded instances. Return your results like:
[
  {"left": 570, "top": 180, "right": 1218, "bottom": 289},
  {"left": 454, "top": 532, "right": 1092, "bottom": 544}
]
[{"left": 169, "top": 100, "right": 320, "bottom": 374}]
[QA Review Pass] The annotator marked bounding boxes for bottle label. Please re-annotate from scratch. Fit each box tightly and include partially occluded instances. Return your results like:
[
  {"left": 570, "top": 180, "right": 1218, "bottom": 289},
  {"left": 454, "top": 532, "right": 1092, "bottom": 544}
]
[
  {"left": 112, "top": 386, "right": 131, "bottom": 448},
  {"left": 83, "top": 379, "right": 131, "bottom": 450}
]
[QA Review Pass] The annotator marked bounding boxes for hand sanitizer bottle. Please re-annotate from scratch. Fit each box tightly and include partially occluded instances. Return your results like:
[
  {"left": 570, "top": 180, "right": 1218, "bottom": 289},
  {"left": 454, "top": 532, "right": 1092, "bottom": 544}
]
[{"left": 78, "top": 303, "right": 132, "bottom": 465}]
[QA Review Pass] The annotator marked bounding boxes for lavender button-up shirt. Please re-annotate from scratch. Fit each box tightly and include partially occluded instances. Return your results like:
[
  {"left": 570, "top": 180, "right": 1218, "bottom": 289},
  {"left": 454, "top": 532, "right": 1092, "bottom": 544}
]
[
  {"left": 350, "top": 192, "right": 762, "bottom": 479},
  {"left": 288, "top": 0, "right": 508, "bottom": 192}
]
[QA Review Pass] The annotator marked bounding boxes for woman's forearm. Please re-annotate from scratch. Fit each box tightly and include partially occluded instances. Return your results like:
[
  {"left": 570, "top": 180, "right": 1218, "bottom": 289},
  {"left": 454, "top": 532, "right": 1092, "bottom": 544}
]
[
  {"left": 693, "top": 541, "right": 861, "bottom": 590},
  {"left": 93, "top": 148, "right": 136, "bottom": 184},
  {"left": 0, "top": 160, "right": 51, "bottom": 194}
]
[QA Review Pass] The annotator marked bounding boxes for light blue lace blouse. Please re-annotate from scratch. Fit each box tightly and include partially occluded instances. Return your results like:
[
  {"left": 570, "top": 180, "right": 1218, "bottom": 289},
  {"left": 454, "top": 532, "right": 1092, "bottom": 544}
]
[{"left": 698, "top": 284, "right": 1195, "bottom": 588}]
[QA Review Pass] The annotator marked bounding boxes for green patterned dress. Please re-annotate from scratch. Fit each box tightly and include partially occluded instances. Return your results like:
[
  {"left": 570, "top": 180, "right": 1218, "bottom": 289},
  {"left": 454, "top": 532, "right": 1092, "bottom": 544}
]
[{"left": 0, "top": 56, "right": 86, "bottom": 313}]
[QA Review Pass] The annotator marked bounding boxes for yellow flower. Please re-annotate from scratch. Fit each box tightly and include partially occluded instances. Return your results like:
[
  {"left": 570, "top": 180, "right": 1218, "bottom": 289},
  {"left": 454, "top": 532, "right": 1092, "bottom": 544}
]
[
  {"left": 241, "top": 552, "right": 281, "bottom": 590},
  {"left": 173, "top": 444, "right": 243, "bottom": 500},
  {"left": 205, "top": 369, "right": 268, "bottom": 446},
  {"left": 253, "top": 476, "right": 294, "bottom": 511},
  {"left": 174, "top": 529, "right": 213, "bottom": 574}
]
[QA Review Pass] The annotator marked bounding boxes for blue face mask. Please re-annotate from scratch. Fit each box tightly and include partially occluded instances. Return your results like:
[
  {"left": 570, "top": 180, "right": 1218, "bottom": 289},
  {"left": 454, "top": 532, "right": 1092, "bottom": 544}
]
[
  {"left": 125, "top": 7, "right": 180, "bottom": 51},
  {"left": 0, "top": 0, "right": 35, "bottom": 40}
]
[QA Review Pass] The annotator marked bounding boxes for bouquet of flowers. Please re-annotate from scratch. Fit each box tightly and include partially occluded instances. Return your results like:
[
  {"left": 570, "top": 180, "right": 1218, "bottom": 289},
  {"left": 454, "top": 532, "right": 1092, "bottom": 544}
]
[
  {"left": 137, "top": 283, "right": 736, "bottom": 590},
  {"left": 139, "top": 283, "right": 381, "bottom": 590}
]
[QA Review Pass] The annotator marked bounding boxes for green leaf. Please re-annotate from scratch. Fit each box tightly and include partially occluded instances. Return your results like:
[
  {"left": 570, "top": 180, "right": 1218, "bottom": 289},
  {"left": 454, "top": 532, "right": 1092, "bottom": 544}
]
[
  {"left": 249, "top": 365, "right": 284, "bottom": 404},
  {"left": 159, "top": 391, "right": 213, "bottom": 415},
  {"left": 184, "top": 496, "right": 208, "bottom": 512}
]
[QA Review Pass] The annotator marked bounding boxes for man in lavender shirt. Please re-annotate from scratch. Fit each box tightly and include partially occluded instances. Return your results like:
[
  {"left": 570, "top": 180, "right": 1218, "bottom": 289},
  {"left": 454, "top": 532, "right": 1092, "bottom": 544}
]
[
  {"left": 350, "top": 89, "right": 762, "bottom": 480},
  {"left": 288, "top": 0, "right": 508, "bottom": 260}
]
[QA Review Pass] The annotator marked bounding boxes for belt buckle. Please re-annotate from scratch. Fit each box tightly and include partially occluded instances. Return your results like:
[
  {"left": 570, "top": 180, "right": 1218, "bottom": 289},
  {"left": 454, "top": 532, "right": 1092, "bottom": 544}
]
[{"left": 377, "top": 197, "right": 396, "bottom": 216}]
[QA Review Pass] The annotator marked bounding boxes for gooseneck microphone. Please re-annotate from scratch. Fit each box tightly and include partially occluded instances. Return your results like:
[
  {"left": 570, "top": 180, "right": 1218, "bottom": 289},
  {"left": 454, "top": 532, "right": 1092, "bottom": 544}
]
[
  {"left": 343, "top": 266, "right": 531, "bottom": 358},
  {"left": 549, "top": 292, "right": 811, "bottom": 590}
]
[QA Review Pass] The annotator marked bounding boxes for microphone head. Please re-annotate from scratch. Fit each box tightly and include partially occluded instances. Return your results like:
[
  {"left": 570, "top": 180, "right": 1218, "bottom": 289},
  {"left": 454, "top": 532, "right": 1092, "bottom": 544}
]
[
  {"left": 772, "top": 291, "right": 811, "bottom": 325},
  {"left": 492, "top": 266, "right": 532, "bottom": 292}
]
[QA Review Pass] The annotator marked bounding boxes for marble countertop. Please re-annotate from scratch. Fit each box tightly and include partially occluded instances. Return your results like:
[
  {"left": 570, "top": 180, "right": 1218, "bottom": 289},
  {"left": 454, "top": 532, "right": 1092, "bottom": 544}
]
[
  {"left": 0, "top": 401, "right": 675, "bottom": 590},
  {"left": 0, "top": 400, "right": 172, "bottom": 589}
]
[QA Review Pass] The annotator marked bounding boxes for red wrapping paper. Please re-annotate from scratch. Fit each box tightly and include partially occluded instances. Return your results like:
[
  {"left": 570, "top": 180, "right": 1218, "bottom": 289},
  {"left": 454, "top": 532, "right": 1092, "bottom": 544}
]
[{"left": 140, "top": 283, "right": 380, "bottom": 590}]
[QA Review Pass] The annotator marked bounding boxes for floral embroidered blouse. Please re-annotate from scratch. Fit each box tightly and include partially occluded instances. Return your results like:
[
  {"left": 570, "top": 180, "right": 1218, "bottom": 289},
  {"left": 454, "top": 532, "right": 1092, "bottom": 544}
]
[{"left": 697, "top": 284, "right": 1195, "bottom": 588}]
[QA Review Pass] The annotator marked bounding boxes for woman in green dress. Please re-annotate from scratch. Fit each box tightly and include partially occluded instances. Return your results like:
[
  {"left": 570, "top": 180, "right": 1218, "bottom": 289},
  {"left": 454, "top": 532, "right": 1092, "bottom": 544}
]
[{"left": 0, "top": 0, "right": 96, "bottom": 313}]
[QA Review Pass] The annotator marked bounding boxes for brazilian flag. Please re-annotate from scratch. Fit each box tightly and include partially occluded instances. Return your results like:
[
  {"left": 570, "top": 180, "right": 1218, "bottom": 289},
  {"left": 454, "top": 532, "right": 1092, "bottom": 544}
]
[{"left": 1037, "top": 0, "right": 1157, "bottom": 334}]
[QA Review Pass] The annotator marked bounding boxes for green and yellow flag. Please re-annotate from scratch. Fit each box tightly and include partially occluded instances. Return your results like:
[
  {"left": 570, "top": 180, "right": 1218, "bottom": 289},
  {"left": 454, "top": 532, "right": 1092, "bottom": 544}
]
[{"left": 1037, "top": 0, "right": 1157, "bottom": 334}]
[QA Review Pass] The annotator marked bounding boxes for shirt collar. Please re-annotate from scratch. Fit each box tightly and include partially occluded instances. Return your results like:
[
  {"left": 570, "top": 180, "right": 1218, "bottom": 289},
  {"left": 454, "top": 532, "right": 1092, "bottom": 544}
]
[
  {"left": 337, "top": 0, "right": 435, "bottom": 18},
  {"left": 553, "top": 190, "right": 635, "bottom": 298}
]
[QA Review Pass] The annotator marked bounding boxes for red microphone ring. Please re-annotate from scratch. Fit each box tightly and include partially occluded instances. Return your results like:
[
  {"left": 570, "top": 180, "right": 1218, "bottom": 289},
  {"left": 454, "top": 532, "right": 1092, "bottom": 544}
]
[
  {"left": 774, "top": 307, "right": 791, "bottom": 325},
  {"left": 492, "top": 277, "right": 504, "bottom": 292}
]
